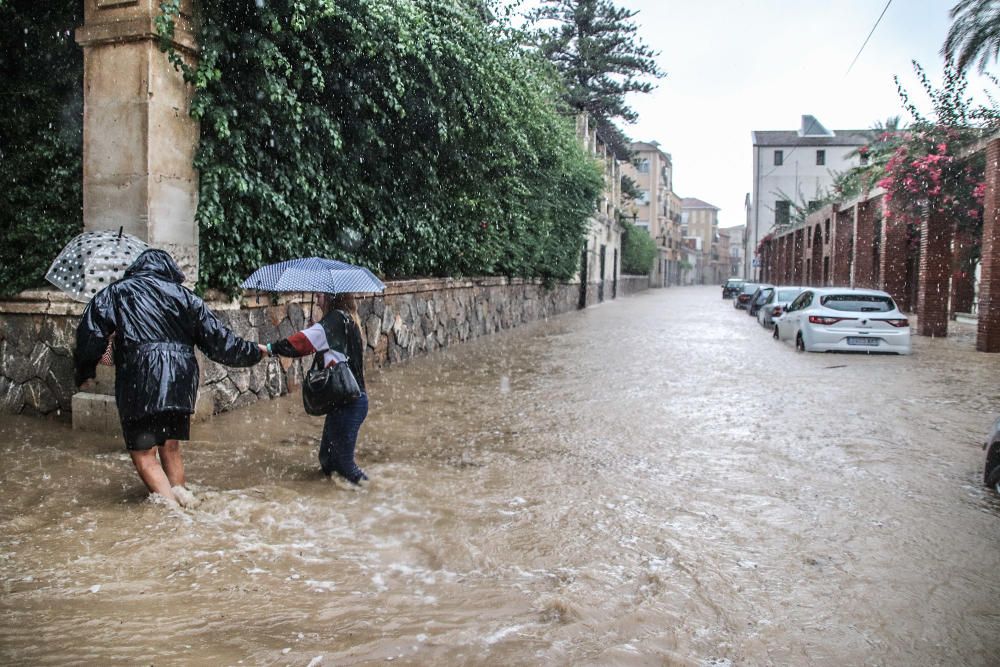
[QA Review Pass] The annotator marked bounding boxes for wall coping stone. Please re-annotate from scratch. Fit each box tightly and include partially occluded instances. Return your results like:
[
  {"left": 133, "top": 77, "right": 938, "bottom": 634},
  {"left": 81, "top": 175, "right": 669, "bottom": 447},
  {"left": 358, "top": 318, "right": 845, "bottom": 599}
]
[
  {"left": 0, "top": 289, "right": 86, "bottom": 316},
  {"left": 0, "top": 276, "right": 590, "bottom": 316}
]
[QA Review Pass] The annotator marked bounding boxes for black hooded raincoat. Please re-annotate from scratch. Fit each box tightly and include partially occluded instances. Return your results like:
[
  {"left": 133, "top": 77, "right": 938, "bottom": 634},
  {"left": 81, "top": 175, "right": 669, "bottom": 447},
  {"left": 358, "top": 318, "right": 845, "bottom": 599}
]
[{"left": 74, "top": 249, "right": 262, "bottom": 421}]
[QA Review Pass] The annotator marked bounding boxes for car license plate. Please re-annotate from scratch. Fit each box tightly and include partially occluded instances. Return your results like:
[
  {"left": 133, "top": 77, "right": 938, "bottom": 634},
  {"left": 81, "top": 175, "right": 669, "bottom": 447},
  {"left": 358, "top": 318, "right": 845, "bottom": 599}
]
[{"left": 847, "top": 337, "right": 878, "bottom": 346}]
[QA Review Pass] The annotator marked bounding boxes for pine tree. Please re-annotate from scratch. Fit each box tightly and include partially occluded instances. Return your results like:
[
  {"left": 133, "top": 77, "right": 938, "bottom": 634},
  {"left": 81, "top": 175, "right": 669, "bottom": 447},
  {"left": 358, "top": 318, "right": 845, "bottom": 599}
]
[{"left": 527, "top": 0, "right": 663, "bottom": 126}]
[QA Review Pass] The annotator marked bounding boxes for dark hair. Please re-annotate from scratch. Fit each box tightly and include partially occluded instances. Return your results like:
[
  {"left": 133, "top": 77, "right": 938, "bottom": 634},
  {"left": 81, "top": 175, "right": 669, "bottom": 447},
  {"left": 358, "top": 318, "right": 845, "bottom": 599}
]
[{"left": 329, "top": 293, "right": 362, "bottom": 334}]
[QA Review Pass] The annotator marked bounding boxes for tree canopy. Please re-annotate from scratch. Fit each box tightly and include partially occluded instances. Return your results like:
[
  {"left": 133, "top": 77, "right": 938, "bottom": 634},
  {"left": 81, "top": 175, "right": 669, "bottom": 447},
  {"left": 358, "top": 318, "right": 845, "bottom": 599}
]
[
  {"left": 527, "top": 0, "right": 663, "bottom": 127},
  {"left": 0, "top": 1, "right": 83, "bottom": 296},
  {"left": 154, "top": 0, "right": 605, "bottom": 294}
]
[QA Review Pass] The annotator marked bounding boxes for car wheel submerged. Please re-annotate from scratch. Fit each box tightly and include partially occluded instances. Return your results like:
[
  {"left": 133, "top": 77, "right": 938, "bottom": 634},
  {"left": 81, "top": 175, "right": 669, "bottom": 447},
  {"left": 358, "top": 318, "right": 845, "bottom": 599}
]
[{"left": 988, "top": 463, "right": 1000, "bottom": 494}]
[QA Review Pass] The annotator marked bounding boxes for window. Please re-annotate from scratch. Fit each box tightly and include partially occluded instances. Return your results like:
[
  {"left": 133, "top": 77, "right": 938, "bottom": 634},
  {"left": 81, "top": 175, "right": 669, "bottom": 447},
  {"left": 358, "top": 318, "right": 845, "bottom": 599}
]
[
  {"left": 816, "top": 150, "right": 825, "bottom": 166},
  {"left": 788, "top": 291, "right": 812, "bottom": 311},
  {"left": 775, "top": 200, "right": 790, "bottom": 226},
  {"left": 636, "top": 158, "right": 650, "bottom": 173},
  {"left": 636, "top": 190, "right": 650, "bottom": 205},
  {"left": 820, "top": 294, "right": 895, "bottom": 312},
  {"left": 776, "top": 289, "right": 802, "bottom": 302},
  {"left": 774, "top": 150, "right": 784, "bottom": 166}
]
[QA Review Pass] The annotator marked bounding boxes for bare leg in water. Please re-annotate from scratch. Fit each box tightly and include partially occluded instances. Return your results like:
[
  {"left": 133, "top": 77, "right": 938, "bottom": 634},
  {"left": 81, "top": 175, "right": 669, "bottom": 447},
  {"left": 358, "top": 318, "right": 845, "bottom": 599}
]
[
  {"left": 129, "top": 448, "right": 177, "bottom": 504},
  {"left": 159, "top": 440, "right": 197, "bottom": 507},
  {"left": 159, "top": 440, "right": 185, "bottom": 487}
]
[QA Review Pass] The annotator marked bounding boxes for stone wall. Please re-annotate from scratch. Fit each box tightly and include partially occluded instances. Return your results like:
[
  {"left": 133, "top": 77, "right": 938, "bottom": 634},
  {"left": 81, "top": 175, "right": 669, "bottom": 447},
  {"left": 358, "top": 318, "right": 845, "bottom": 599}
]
[
  {"left": 617, "top": 275, "right": 651, "bottom": 297},
  {"left": 0, "top": 291, "right": 81, "bottom": 415},
  {"left": 1, "top": 276, "right": 650, "bottom": 417}
]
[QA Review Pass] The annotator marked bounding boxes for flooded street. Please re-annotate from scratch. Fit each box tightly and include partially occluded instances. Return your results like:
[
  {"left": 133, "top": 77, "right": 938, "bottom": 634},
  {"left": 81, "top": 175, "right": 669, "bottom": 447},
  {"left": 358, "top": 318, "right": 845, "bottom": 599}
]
[{"left": 2, "top": 285, "right": 999, "bottom": 666}]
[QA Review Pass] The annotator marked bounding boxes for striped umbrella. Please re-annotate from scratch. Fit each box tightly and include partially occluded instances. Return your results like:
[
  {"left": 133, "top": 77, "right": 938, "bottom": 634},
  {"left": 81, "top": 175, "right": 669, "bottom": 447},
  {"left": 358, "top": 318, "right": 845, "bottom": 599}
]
[{"left": 241, "top": 257, "right": 385, "bottom": 294}]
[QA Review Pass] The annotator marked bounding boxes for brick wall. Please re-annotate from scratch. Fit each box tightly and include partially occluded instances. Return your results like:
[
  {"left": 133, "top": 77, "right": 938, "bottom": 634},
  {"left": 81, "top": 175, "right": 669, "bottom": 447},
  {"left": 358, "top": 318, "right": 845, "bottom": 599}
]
[
  {"left": 917, "top": 207, "right": 953, "bottom": 337},
  {"left": 978, "top": 138, "right": 1000, "bottom": 351},
  {"left": 833, "top": 209, "right": 854, "bottom": 286},
  {"left": 853, "top": 201, "right": 878, "bottom": 289}
]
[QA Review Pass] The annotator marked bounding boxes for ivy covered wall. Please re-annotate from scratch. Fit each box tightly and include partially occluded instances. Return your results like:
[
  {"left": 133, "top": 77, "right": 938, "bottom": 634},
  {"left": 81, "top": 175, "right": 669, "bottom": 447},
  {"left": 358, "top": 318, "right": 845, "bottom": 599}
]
[
  {"left": 158, "top": 0, "right": 605, "bottom": 294},
  {"left": 2, "top": 1, "right": 604, "bottom": 297}
]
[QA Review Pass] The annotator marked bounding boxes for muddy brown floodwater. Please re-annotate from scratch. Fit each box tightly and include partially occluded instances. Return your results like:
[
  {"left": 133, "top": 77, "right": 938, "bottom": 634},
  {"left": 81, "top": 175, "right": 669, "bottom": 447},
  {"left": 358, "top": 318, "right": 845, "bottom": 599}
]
[{"left": 2, "top": 286, "right": 999, "bottom": 666}]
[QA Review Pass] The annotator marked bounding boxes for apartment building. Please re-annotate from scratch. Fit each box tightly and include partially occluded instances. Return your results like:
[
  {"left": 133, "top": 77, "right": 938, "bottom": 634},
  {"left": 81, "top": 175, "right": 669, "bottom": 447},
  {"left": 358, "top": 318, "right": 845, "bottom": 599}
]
[
  {"left": 747, "top": 114, "right": 868, "bottom": 279},
  {"left": 623, "top": 141, "right": 683, "bottom": 286},
  {"left": 576, "top": 113, "right": 626, "bottom": 305},
  {"left": 725, "top": 224, "right": 746, "bottom": 277},
  {"left": 681, "top": 197, "right": 725, "bottom": 285}
]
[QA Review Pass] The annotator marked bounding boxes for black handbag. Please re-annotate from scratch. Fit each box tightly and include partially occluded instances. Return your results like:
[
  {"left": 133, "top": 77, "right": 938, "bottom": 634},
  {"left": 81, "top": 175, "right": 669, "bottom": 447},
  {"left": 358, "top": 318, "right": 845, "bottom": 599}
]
[
  {"left": 302, "top": 353, "right": 360, "bottom": 415},
  {"left": 301, "top": 311, "right": 361, "bottom": 415}
]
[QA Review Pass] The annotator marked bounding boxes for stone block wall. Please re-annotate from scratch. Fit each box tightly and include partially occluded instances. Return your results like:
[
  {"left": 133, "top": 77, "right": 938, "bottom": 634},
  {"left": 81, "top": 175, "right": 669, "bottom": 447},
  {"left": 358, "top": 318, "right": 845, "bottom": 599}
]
[
  {"left": 0, "top": 292, "right": 80, "bottom": 416},
  {"left": 617, "top": 275, "right": 651, "bottom": 297},
  {"left": 2, "top": 276, "right": 650, "bottom": 417}
]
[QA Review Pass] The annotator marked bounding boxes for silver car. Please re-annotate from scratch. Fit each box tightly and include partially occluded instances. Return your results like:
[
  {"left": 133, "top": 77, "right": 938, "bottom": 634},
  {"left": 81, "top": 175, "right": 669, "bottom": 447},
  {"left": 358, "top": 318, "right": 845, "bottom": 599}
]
[
  {"left": 985, "top": 416, "right": 1000, "bottom": 493},
  {"left": 757, "top": 286, "right": 805, "bottom": 328}
]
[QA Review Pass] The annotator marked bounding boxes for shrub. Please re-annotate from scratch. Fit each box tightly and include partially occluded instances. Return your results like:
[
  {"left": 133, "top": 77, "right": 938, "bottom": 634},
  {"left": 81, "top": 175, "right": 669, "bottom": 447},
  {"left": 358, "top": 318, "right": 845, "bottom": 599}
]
[{"left": 620, "top": 220, "right": 656, "bottom": 274}]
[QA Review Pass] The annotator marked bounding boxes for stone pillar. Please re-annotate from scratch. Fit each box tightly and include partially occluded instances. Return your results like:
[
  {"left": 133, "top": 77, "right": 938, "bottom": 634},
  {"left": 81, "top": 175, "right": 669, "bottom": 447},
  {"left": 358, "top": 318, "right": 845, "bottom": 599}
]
[
  {"left": 73, "top": 0, "right": 199, "bottom": 431},
  {"left": 880, "top": 202, "right": 911, "bottom": 311},
  {"left": 978, "top": 138, "right": 1000, "bottom": 351},
  {"left": 75, "top": 0, "right": 199, "bottom": 281},
  {"left": 916, "top": 206, "right": 952, "bottom": 337}
]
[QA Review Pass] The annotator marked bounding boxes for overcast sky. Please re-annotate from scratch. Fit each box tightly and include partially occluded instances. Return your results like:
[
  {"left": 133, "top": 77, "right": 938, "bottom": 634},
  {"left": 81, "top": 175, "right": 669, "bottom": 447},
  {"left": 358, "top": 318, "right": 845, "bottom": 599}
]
[{"left": 611, "top": 0, "right": 997, "bottom": 228}]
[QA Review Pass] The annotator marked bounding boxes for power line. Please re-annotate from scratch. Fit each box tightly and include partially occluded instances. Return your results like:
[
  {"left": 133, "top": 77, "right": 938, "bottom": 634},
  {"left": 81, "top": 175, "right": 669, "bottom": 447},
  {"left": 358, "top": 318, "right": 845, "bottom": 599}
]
[{"left": 846, "top": 0, "right": 892, "bottom": 76}]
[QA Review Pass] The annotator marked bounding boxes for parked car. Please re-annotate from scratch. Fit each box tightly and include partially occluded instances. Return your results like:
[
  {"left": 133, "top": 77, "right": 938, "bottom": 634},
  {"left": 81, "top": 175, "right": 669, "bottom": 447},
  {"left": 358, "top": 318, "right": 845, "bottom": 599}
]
[
  {"left": 734, "top": 282, "right": 759, "bottom": 310},
  {"left": 773, "top": 287, "right": 911, "bottom": 354},
  {"left": 985, "top": 417, "right": 1000, "bottom": 493},
  {"left": 757, "top": 286, "right": 805, "bottom": 328},
  {"left": 747, "top": 285, "right": 774, "bottom": 317},
  {"left": 722, "top": 278, "right": 745, "bottom": 299}
]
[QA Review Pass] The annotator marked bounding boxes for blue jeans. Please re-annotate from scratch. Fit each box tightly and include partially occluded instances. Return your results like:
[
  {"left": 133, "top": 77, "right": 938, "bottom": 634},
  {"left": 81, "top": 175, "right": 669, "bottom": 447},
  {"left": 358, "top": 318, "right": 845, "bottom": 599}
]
[{"left": 319, "top": 391, "right": 368, "bottom": 483}]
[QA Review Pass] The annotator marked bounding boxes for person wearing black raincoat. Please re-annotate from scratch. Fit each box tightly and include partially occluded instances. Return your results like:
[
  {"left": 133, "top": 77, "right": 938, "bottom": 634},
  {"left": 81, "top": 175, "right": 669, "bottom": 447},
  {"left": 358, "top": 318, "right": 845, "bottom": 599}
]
[{"left": 74, "top": 249, "right": 263, "bottom": 507}]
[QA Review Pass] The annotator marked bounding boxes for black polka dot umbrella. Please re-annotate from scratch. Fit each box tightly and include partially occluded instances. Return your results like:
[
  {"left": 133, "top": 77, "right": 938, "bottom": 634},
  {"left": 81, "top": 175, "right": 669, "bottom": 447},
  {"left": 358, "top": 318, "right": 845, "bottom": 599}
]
[{"left": 45, "top": 228, "right": 149, "bottom": 301}]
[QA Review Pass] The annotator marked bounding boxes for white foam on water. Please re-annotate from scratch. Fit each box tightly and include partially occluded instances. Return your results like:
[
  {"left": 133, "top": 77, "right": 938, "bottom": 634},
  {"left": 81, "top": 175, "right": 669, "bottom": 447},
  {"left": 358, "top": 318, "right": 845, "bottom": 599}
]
[
  {"left": 483, "top": 624, "right": 529, "bottom": 644},
  {"left": 304, "top": 579, "right": 336, "bottom": 592},
  {"left": 306, "top": 657, "right": 323, "bottom": 667}
]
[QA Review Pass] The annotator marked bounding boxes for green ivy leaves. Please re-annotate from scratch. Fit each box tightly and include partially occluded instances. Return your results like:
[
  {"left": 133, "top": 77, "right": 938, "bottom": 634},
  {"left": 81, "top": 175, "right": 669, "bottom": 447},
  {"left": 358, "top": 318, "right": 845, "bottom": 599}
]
[{"left": 158, "top": 0, "right": 603, "bottom": 295}]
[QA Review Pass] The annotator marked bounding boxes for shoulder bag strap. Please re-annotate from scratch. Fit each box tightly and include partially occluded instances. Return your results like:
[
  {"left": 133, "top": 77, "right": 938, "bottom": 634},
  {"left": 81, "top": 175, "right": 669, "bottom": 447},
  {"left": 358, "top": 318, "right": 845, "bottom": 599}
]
[{"left": 318, "top": 309, "right": 350, "bottom": 357}]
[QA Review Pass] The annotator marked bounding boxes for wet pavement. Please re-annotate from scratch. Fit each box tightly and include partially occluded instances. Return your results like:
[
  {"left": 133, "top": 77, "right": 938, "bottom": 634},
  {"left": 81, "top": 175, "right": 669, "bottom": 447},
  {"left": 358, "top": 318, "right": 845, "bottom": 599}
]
[{"left": 2, "top": 285, "right": 999, "bottom": 666}]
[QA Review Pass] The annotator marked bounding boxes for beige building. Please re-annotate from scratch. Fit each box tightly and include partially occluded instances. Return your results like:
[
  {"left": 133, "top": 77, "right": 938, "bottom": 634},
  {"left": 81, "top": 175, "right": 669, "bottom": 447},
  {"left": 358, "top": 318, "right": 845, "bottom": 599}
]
[
  {"left": 576, "top": 114, "right": 625, "bottom": 304},
  {"left": 681, "top": 197, "right": 726, "bottom": 285},
  {"left": 725, "top": 224, "right": 746, "bottom": 278},
  {"left": 623, "top": 141, "right": 683, "bottom": 286}
]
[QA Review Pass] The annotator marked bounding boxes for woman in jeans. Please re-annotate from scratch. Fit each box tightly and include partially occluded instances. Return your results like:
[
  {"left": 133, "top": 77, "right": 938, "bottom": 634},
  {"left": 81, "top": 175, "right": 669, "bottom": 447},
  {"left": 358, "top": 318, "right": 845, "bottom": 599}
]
[{"left": 264, "top": 293, "right": 369, "bottom": 484}]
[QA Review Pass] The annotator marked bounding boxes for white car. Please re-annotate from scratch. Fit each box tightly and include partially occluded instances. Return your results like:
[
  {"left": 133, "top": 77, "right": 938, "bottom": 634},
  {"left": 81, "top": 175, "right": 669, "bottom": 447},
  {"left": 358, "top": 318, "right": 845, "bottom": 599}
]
[
  {"left": 773, "top": 287, "right": 911, "bottom": 354},
  {"left": 756, "top": 286, "right": 805, "bottom": 328}
]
